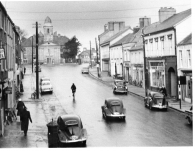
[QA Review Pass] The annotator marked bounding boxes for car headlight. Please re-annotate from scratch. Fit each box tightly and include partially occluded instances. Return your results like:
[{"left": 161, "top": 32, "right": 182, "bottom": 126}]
[{"left": 125, "top": 86, "right": 128, "bottom": 89}]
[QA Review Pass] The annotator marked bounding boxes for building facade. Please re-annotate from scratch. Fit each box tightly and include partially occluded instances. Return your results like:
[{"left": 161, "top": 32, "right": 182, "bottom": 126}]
[
  {"left": 22, "top": 16, "right": 69, "bottom": 65},
  {"left": 0, "top": 2, "right": 21, "bottom": 136},
  {"left": 143, "top": 8, "right": 191, "bottom": 98},
  {"left": 177, "top": 33, "right": 192, "bottom": 103}
]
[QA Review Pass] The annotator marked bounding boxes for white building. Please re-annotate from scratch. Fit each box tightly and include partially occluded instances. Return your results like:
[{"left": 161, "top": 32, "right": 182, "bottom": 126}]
[{"left": 177, "top": 33, "right": 192, "bottom": 103}]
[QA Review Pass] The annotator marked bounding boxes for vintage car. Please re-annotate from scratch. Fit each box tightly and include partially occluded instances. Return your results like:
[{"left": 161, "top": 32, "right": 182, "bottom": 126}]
[
  {"left": 185, "top": 106, "right": 193, "bottom": 125},
  {"left": 57, "top": 114, "right": 87, "bottom": 146},
  {"left": 40, "top": 77, "right": 50, "bottom": 84},
  {"left": 101, "top": 97, "right": 126, "bottom": 120},
  {"left": 113, "top": 80, "right": 128, "bottom": 95},
  {"left": 40, "top": 81, "right": 53, "bottom": 94},
  {"left": 144, "top": 91, "right": 168, "bottom": 111},
  {"left": 81, "top": 67, "right": 89, "bottom": 74}
]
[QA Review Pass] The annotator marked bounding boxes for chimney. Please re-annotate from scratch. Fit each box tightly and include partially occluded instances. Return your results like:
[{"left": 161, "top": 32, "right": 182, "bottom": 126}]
[
  {"left": 108, "top": 22, "right": 114, "bottom": 31},
  {"left": 139, "top": 17, "right": 151, "bottom": 28},
  {"left": 104, "top": 24, "right": 108, "bottom": 32},
  {"left": 159, "top": 7, "right": 176, "bottom": 22},
  {"left": 133, "top": 26, "right": 140, "bottom": 34}
]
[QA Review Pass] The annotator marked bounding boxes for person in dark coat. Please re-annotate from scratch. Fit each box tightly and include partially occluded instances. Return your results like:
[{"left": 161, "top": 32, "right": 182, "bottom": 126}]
[
  {"left": 20, "top": 81, "right": 24, "bottom": 93},
  {"left": 159, "top": 86, "right": 167, "bottom": 97},
  {"left": 16, "top": 99, "right": 26, "bottom": 121},
  {"left": 21, "top": 107, "right": 32, "bottom": 136},
  {"left": 24, "top": 67, "right": 26, "bottom": 75},
  {"left": 71, "top": 83, "right": 76, "bottom": 96}
]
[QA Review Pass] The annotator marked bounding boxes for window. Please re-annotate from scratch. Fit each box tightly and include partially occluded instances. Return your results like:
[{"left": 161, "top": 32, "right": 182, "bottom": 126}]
[
  {"left": 47, "top": 29, "right": 49, "bottom": 34},
  {"left": 179, "top": 50, "right": 182, "bottom": 67},
  {"left": 150, "top": 62, "right": 165, "bottom": 87},
  {"left": 187, "top": 50, "right": 191, "bottom": 67}
]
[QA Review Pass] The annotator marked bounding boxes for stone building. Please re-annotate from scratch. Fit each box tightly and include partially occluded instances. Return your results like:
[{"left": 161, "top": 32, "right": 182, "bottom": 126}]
[{"left": 22, "top": 16, "right": 69, "bottom": 65}]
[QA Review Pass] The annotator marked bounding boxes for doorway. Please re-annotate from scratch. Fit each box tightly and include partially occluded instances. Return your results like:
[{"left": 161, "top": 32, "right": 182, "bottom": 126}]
[{"left": 168, "top": 67, "right": 176, "bottom": 97}]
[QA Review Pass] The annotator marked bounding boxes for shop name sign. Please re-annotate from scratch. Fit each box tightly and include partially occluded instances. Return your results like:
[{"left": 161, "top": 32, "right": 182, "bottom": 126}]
[{"left": 0, "top": 48, "right": 5, "bottom": 60}]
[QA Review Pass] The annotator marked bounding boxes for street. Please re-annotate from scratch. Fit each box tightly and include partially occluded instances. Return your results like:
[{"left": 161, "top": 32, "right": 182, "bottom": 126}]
[{"left": 38, "top": 64, "right": 192, "bottom": 147}]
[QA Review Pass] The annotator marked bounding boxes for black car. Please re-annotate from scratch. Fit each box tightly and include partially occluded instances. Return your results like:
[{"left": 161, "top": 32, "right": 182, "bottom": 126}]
[
  {"left": 113, "top": 80, "right": 128, "bottom": 95},
  {"left": 101, "top": 97, "right": 126, "bottom": 120}
]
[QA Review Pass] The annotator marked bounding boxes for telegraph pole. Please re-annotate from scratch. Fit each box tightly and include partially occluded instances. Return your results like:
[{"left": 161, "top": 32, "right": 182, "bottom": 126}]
[
  {"left": 35, "top": 22, "right": 39, "bottom": 99},
  {"left": 142, "top": 28, "right": 147, "bottom": 97},
  {"left": 90, "top": 41, "right": 92, "bottom": 68},
  {"left": 32, "top": 36, "right": 33, "bottom": 73}
]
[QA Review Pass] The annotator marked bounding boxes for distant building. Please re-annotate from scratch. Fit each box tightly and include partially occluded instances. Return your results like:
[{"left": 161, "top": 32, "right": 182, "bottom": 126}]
[
  {"left": 78, "top": 48, "right": 96, "bottom": 63},
  {"left": 22, "top": 16, "right": 69, "bottom": 65}
]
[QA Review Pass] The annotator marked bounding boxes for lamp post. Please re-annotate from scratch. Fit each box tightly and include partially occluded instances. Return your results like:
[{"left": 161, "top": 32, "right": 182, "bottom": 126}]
[{"left": 142, "top": 28, "right": 147, "bottom": 97}]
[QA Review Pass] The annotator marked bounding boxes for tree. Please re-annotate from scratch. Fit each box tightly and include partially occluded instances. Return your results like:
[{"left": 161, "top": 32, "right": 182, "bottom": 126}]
[
  {"left": 15, "top": 26, "right": 28, "bottom": 42},
  {"left": 64, "top": 36, "right": 81, "bottom": 58}
]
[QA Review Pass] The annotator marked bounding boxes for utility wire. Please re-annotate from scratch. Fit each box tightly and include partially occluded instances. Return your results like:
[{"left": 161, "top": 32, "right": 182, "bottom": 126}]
[{"left": 6, "top": 4, "right": 190, "bottom": 14}]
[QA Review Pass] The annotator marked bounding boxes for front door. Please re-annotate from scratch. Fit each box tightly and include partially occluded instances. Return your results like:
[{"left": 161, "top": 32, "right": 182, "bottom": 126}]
[
  {"left": 47, "top": 58, "right": 51, "bottom": 64},
  {"left": 168, "top": 67, "right": 176, "bottom": 97}
]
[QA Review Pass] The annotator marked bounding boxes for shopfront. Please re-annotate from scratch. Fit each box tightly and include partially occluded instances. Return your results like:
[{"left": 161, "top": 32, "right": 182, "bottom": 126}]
[
  {"left": 149, "top": 61, "right": 165, "bottom": 88},
  {"left": 124, "top": 61, "right": 131, "bottom": 82}
]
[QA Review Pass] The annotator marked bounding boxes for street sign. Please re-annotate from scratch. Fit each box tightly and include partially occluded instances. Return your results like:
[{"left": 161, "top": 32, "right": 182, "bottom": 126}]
[{"left": 0, "top": 48, "right": 5, "bottom": 60}]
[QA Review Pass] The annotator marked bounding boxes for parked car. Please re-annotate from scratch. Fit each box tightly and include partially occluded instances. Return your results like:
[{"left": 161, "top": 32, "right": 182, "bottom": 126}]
[
  {"left": 81, "top": 67, "right": 89, "bottom": 74},
  {"left": 185, "top": 106, "right": 193, "bottom": 125},
  {"left": 57, "top": 114, "right": 87, "bottom": 146},
  {"left": 144, "top": 91, "right": 168, "bottom": 111},
  {"left": 40, "top": 77, "right": 50, "bottom": 85},
  {"left": 113, "top": 79, "right": 128, "bottom": 95},
  {"left": 101, "top": 97, "right": 126, "bottom": 120},
  {"left": 40, "top": 81, "right": 53, "bottom": 94},
  {"left": 34, "top": 65, "right": 41, "bottom": 72}
]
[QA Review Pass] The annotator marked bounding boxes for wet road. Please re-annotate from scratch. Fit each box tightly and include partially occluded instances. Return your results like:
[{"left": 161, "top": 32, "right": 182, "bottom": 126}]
[{"left": 39, "top": 63, "right": 192, "bottom": 147}]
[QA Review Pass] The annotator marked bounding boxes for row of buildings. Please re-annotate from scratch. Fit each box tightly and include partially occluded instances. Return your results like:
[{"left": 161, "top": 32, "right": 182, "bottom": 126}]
[
  {"left": 98, "top": 7, "right": 192, "bottom": 102},
  {"left": 0, "top": 2, "right": 24, "bottom": 136}
]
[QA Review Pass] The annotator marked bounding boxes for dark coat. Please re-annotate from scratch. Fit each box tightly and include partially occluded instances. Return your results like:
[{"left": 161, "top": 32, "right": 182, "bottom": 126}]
[
  {"left": 16, "top": 101, "right": 25, "bottom": 116},
  {"left": 20, "top": 83, "right": 24, "bottom": 92},
  {"left": 71, "top": 84, "right": 76, "bottom": 91},
  {"left": 21, "top": 110, "right": 32, "bottom": 132}
]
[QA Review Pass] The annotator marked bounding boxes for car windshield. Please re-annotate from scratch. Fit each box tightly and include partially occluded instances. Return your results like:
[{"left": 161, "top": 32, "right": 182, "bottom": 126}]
[{"left": 116, "top": 81, "right": 124, "bottom": 85}]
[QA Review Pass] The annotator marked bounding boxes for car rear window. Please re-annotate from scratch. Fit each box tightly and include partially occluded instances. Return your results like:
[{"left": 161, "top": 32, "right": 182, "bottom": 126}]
[{"left": 65, "top": 120, "right": 79, "bottom": 126}]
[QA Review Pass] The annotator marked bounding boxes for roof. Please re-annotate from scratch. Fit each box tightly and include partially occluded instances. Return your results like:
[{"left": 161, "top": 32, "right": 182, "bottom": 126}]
[
  {"left": 21, "top": 35, "right": 69, "bottom": 47},
  {"left": 110, "top": 33, "right": 134, "bottom": 47},
  {"left": 178, "top": 33, "right": 192, "bottom": 46},
  {"left": 144, "top": 9, "right": 191, "bottom": 35},
  {"left": 149, "top": 91, "right": 164, "bottom": 98},
  {"left": 79, "top": 49, "right": 96, "bottom": 56},
  {"left": 59, "top": 114, "right": 81, "bottom": 122},
  {"left": 100, "top": 27, "right": 131, "bottom": 45},
  {"left": 45, "top": 16, "right": 52, "bottom": 24},
  {"left": 106, "top": 97, "right": 122, "bottom": 103}
]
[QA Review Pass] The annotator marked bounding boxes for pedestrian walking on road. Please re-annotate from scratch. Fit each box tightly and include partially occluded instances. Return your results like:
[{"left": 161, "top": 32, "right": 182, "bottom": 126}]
[
  {"left": 21, "top": 107, "right": 32, "bottom": 136},
  {"left": 24, "top": 67, "right": 26, "bottom": 75},
  {"left": 20, "top": 81, "right": 24, "bottom": 93},
  {"left": 16, "top": 99, "right": 26, "bottom": 121}
]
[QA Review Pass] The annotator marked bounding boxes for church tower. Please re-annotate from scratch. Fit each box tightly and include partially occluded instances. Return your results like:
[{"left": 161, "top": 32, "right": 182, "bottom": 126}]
[{"left": 43, "top": 16, "right": 53, "bottom": 42}]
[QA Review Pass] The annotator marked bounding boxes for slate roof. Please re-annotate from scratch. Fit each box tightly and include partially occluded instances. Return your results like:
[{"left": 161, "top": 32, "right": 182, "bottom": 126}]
[
  {"left": 100, "top": 27, "right": 131, "bottom": 45},
  {"left": 178, "top": 33, "right": 192, "bottom": 46},
  {"left": 144, "top": 9, "right": 191, "bottom": 35},
  {"left": 110, "top": 33, "right": 134, "bottom": 47}
]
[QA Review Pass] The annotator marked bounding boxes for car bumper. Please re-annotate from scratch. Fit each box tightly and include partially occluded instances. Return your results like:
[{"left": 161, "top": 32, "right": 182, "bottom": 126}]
[
  {"left": 152, "top": 104, "right": 168, "bottom": 109},
  {"left": 41, "top": 89, "right": 53, "bottom": 92},
  {"left": 106, "top": 114, "right": 125, "bottom": 118},
  {"left": 59, "top": 137, "right": 87, "bottom": 144},
  {"left": 115, "top": 89, "right": 128, "bottom": 93}
]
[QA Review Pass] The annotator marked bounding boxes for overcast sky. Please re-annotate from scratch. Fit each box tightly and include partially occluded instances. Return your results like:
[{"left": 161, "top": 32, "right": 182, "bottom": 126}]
[{"left": 1, "top": 0, "right": 192, "bottom": 50}]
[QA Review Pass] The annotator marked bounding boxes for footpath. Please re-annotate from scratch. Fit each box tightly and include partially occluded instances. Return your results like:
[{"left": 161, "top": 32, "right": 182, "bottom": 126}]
[
  {"left": 0, "top": 66, "right": 65, "bottom": 148},
  {"left": 89, "top": 67, "right": 192, "bottom": 113}
]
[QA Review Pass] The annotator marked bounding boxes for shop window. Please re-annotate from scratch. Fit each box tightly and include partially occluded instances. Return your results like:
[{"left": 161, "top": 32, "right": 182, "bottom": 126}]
[{"left": 150, "top": 62, "right": 165, "bottom": 87}]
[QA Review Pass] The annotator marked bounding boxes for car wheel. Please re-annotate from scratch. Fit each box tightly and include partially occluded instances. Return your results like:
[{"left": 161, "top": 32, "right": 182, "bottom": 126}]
[
  {"left": 123, "top": 117, "right": 126, "bottom": 121},
  {"left": 149, "top": 103, "right": 152, "bottom": 110},
  {"left": 144, "top": 101, "right": 147, "bottom": 107},
  {"left": 83, "top": 140, "right": 86, "bottom": 146},
  {"left": 187, "top": 117, "right": 192, "bottom": 125},
  {"left": 113, "top": 91, "right": 115, "bottom": 94},
  {"left": 125, "top": 92, "right": 128, "bottom": 95}
]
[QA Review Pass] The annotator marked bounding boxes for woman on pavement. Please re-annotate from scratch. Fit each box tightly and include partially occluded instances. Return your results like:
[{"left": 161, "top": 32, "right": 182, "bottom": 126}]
[
  {"left": 16, "top": 98, "right": 26, "bottom": 121},
  {"left": 21, "top": 107, "right": 32, "bottom": 136}
]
